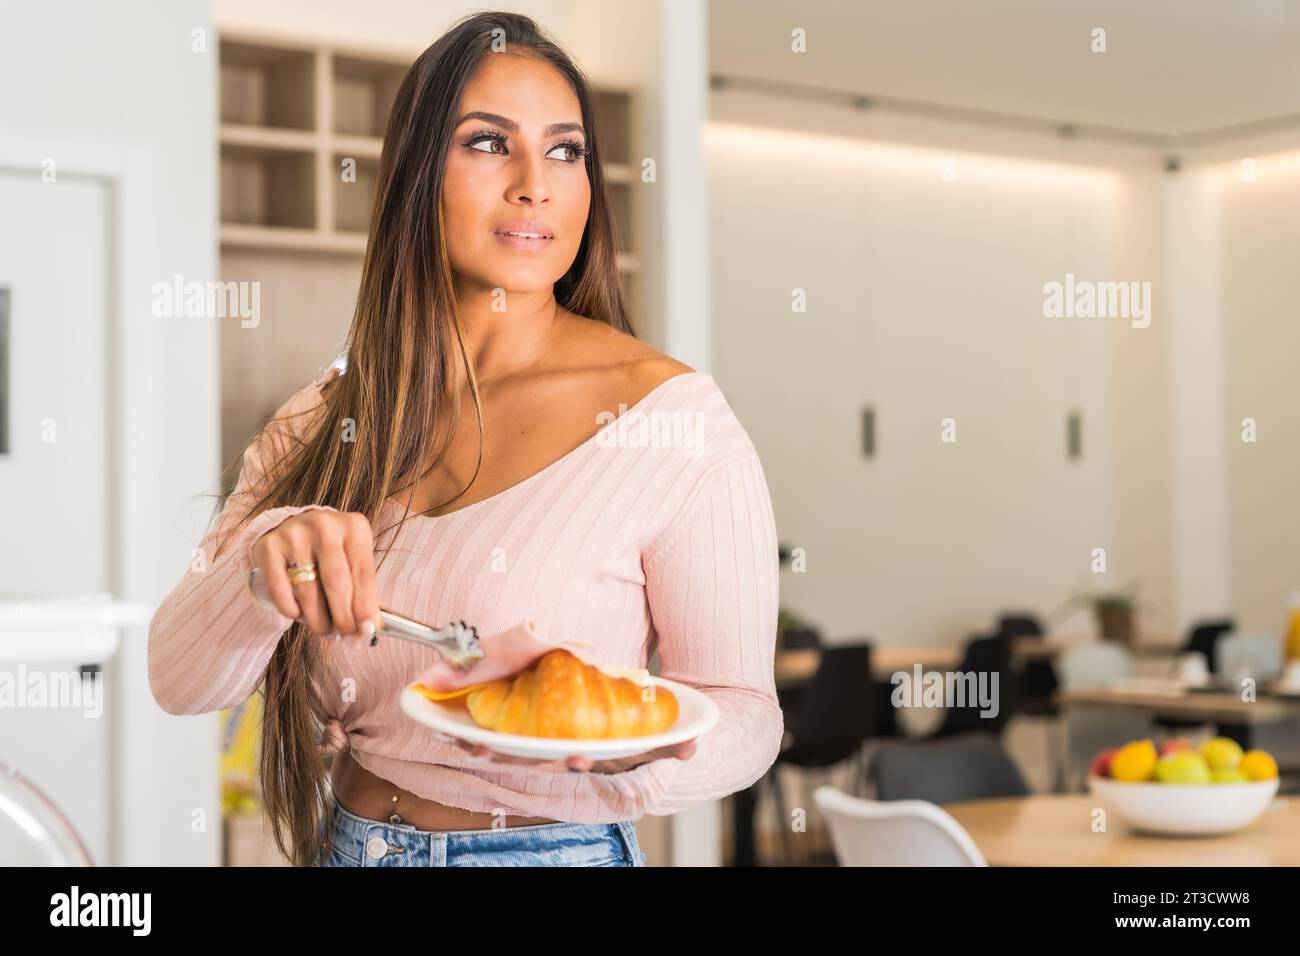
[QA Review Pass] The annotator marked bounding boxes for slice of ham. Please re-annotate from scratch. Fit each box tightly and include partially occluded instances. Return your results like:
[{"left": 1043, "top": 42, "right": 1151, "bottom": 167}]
[{"left": 411, "top": 619, "right": 632, "bottom": 692}]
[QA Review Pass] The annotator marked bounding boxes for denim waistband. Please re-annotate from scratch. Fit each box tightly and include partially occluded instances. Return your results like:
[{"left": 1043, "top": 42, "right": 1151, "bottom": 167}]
[{"left": 322, "top": 798, "right": 646, "bottom": 866}]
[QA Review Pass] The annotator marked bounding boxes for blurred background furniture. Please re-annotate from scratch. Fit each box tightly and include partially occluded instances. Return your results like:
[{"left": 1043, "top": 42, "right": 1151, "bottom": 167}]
[
  {"left": 1218, "top": 631, "right": 1285, "bottom": 683},
  {"left": 931, "top": 634, "right": 1014, "bottom": 738},
  {"left": 870, "top": 732, "right": 1030, "bottom": 804},
  {"left": 999, "top": 612, "right": 1066, "bottom": 790},
  {"left": 762, "top": 643, "right": 876, "bottom": 866},
  {"left": 1183, "top": 619, "right": 1237, "bottom": 675},
  {"left": 1057, "top": 643, "right": 1156, "bottom": 790}
]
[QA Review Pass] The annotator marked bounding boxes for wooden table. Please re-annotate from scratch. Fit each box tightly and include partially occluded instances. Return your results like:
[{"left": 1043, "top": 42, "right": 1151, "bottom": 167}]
[
  {"left": 776, "top": 637, "right": 1183, "bottom": 687},
  {"left": 1058, "top": 684, "right": 1300, "bottom": 753},
  {"left": 1058, "top": 686, "right": 1300, "bottom": 724},
  {"left": 943, "top": 794, "right": 1300, "bottom": 866},
  {"left": 775, "top": 646, "right": 962, "bottom": 686},
  {"left": 1016, "top": 637, "right": 1182, "bottom": 662}
]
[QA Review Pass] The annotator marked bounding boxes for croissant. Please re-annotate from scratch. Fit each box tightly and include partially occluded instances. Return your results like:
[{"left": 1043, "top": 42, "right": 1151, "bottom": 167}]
[{"left": 460, "top": 649, "right": 678, "bottom": 739}]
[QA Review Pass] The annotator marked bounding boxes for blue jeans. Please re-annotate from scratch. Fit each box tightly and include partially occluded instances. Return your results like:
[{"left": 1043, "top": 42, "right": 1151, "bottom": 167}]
[{"left": 317, "top": 798, "right": 647, "bottom": 867}]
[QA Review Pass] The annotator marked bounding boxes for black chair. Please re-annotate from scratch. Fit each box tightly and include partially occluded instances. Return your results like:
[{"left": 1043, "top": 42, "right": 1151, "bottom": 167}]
[
  {"left": 998, "top": 612, "right": 1066, "bottom": 790},
  {"left": 870, "top": 731, "right": 1030, "bottom": 804},
  {"left": 766, "top": 644, "right": 876, "bottom": 865},
  {"left": 998, "top": 612, "right": 1054, "bottom": 715},
  {"left": 1155, "top": 618, "right": 1237, "bottom": 735},
  {"left": 1184, "top": 618, "right": 1236, "bottom": 674},
  {"left": 779, "top": 626, "right": 823, "bottom": 651},
  {"left": 772, "top": 627, "right": 823, "bottom": 744},
  {"left": 998, "top": 613, "right": 1045, "bottom": 642},
  {"left": 932, "top": 633, "right": 1013, "bottom": 738}
]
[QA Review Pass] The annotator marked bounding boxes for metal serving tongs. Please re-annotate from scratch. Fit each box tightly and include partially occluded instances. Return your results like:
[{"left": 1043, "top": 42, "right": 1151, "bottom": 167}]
[{"left": 246, "top": 567, "right": 486, "bottom": 670}]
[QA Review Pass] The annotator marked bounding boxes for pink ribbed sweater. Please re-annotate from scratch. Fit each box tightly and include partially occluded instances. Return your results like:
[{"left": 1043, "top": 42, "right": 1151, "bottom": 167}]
[{"left": 148, "top": 367, "right": 783, "bottom": 822}]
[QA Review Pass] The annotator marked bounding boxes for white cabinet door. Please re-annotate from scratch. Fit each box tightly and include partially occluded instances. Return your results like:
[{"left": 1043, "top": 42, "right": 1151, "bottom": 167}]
[
  {"left": 0, "top": 171, "right": 111, "bottom": 865},
  {"left": 0, "top": 171, "right": 109, "bottom": 594}
]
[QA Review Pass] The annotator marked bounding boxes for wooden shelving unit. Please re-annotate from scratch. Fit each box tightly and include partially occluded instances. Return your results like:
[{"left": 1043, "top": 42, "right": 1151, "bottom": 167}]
[
  {"left": 219, "top": 35, "right": 404, "bottom": 255},
  {"left": 218, "top": 33, "right": 644, "bottom": 280}
]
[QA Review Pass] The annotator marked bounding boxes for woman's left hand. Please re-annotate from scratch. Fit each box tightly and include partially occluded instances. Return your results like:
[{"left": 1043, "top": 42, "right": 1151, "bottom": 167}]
[{"left": 439, "top": 735, "right": 697, "bottom": 773}]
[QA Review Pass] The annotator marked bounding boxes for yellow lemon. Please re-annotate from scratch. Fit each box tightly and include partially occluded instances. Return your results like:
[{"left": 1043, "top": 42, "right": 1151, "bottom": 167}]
[
  {"left": 1199, "top": 736, "right": 1243, "bottom": 772},
  {"left": 1239, "top": 749, "right": 1278, "bottom": 781},
  {"left": 1111, "top": 739, "right": 1158, "bottom": 782}
]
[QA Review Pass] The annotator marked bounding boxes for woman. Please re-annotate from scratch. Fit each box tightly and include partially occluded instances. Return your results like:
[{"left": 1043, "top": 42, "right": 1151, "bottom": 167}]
[{"left": 148, "top": 11, "right": 782, "bottom": 867}]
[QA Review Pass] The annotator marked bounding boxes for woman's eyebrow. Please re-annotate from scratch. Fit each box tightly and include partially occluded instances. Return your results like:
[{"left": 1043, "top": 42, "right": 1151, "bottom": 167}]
[{"left": 456, "top": 110, "right": 584, "bottom": 137}]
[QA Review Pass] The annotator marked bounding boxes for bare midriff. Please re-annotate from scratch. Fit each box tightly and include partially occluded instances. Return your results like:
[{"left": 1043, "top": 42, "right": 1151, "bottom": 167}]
[{"left": 329, "top": 750, "right": 561, "bottom": 831}]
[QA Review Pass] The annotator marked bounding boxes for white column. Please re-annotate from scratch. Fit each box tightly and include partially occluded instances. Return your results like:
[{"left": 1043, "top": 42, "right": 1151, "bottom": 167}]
[
  {"left": 657, "top": 0, "right": 720, "bottom": 866},
  {"left": 657, "top": 0, "right": 712, "bottom": 372},
  {"left": 1163, "top": 169, "right": 1232, "bottom": 633}
]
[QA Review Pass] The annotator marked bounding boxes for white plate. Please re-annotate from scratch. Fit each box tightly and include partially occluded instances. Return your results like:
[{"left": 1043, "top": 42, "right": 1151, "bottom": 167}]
[{"left": 399, "top": 676, "right": 720, "bottom": 760}]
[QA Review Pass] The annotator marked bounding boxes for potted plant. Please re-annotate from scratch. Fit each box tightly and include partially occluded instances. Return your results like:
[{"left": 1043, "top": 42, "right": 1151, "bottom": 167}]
[{"left": 1062, "top": 580, "right": 1145, "bottom": 646}]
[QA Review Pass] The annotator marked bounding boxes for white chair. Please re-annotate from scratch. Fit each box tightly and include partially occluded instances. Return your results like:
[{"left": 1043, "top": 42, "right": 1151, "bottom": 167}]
[
  {"left": 1058, "top": 643, "right": 1156, "bottom": 790},
  {"left": 812, "top": 785, "right": 987, "bottom": 866},
  {"left": 1217, "top": 632, "right": 1283, "bottom": 682}
]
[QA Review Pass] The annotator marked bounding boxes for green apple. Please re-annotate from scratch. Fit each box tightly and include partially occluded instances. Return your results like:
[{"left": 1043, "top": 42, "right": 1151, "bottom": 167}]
[
  {"left": 1199, "top": 737, "right": 1244, "bottom": 772},
  {"left": 1210, "top": 767, "right": 1249, "bottom": 784},
  {"left": 1155, "top": 751, "right": 1212, "bottom": 784}
]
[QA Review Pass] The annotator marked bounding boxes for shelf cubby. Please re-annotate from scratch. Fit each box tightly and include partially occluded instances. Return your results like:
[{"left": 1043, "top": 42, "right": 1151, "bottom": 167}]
[
  {"left": 219, "top": 143, "right": 316, "bottom": 229},
  {"left": 333, "top": 55, "right": 407, "bottom": 138},
  {"left": 218, "top": 35, "right": 641, "bottom": 275},
  {"left": 219, "top": 40, "right": 315, "bottom": 130},
  {"left": 592, "top": 90, "right": 631, "bottom": 166},
  {"left": 334, "top": 153, "right": 379, "bottom": 234}
]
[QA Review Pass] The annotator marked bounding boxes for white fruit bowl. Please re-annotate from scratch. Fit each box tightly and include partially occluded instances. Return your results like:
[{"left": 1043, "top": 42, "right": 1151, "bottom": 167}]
[{"left": 1088, "top": 775, "right": 1279, "bottom": 836}]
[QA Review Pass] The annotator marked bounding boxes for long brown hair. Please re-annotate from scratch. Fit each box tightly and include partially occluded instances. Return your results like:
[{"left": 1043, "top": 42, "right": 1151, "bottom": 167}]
[{"left": 213, "top": 10, "right": 631, "bottom": 866}]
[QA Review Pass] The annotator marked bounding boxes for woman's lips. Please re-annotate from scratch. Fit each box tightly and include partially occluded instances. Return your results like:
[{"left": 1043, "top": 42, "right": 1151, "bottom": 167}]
[{"left": 494, "top": 231, "right": 553, "bottom": 250}]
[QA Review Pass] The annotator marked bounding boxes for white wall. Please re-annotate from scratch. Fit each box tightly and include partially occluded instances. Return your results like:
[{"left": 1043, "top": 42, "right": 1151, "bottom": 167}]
[
  {"left": 0, "top": 0, "right": 218, "bottom": 865},
  {"left": 708, "top": 89, "right": 1174, "bottom": 648}
]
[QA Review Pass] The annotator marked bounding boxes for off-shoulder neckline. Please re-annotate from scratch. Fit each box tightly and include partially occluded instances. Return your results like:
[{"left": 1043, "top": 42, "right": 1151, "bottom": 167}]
[{"left": 384, "top": 370, "right": 713, "bottom": 525}]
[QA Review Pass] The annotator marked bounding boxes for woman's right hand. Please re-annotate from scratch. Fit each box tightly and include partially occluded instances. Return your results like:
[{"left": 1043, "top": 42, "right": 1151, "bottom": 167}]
[{"left": 250, "top": 510, "right": 381, "bottom": 642}]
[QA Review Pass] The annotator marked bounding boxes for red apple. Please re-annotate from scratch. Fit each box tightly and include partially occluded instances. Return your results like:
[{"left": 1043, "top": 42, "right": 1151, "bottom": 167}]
[
  {"left": 1159, "top": 738, "right": 1194, "bottom": 758},
  {"left": 1090, "top": 748, "right": 1118, "bottom": 778}
]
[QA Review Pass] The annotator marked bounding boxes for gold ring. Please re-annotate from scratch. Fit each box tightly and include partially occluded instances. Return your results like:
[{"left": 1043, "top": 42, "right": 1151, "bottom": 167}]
[{"left": 287, "top": 563, "right": 319, "bottom": 587}]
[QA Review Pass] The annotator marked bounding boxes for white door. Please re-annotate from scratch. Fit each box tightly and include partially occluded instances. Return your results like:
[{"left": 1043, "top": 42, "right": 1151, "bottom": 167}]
[
  {"left": 0, "top": 170, "right": 109, "bottom": 593},
  {"left": 0, "top": 169, "right": 112, "bottom": 865}
]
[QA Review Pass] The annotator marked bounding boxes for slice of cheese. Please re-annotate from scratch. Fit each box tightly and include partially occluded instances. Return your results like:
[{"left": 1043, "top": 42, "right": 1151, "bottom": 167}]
[{"left": 411, "top": 682, "right": 486, "bottom": 701}]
